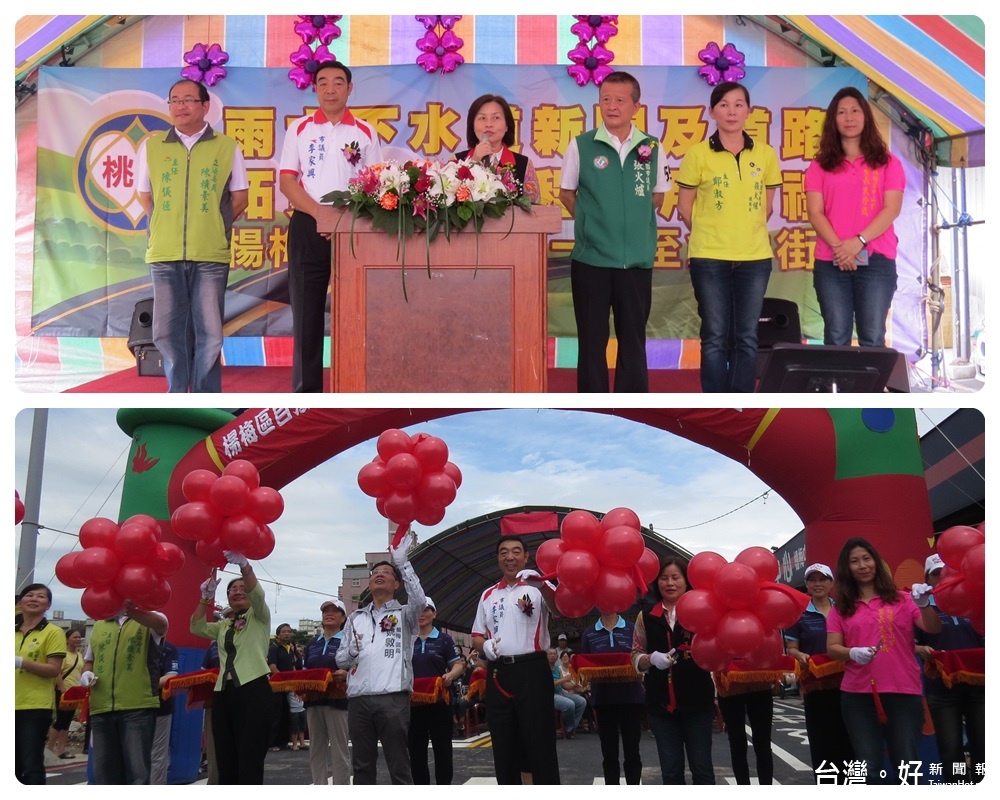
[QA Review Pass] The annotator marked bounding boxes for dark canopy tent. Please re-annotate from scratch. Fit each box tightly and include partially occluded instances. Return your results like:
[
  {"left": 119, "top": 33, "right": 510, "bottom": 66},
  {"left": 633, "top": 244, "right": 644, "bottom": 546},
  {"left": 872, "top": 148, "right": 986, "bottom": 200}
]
[{"left": 921, "top": 409, "right": 985, "bottom": 530}]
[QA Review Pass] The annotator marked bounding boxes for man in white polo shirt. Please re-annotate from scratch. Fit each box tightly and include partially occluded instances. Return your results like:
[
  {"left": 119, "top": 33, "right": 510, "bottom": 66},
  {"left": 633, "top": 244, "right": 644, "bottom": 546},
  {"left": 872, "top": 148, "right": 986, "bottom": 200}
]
[
  {"left": 279, "top": 60, "right": 382, "bottom": 392},
  {"left": 471, "top": 535, "right": 560, "bottom": 784}
]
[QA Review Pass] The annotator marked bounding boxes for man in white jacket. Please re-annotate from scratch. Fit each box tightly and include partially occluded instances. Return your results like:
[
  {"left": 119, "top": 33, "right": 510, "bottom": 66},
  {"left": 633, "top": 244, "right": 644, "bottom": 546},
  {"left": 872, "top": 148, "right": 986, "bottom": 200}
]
[{"left": 336, "top": 532, "right": 424, "bottom": 784}]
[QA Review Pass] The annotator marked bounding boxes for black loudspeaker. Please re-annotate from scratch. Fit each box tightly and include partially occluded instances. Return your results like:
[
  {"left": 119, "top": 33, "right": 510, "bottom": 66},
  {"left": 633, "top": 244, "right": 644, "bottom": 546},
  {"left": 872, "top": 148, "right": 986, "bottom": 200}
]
[
  {"left": 756, "top": 298, "right": 802, "bottom": 378},
  {"left": 126, "top": 297, "right": 165, "bottom": 377},
  {"left": 756, "top": 343, "right": 908, "bottom": 393}
]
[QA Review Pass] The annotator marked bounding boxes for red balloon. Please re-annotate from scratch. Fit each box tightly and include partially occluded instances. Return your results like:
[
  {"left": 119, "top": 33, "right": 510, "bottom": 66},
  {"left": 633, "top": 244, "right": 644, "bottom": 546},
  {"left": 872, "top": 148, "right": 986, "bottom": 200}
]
[
  {"left": 210, "top": 476, "right": 251, "bottom": 516},
  {"left": 443, "top": 462, "right": 463, "bottom": 490},
  {"left": 687, "top": 551, "right": 728, "bottom": 591},
  {"left": 536, "top": 539, "right": 567, "bottom": 575},
  {"left": 377, "top": 429, "right": 413, "bottom": 462},
  {"left": 383, "top": 492, "right": 417, "bottom": 525},
  {"left": 713, "top": 562, "right": 761, "bottom": 609},
  {"left": 223, "top": 459, "right": 261, "bottom": 490},
  {"left": 744, "top": 630, "right": 785, "bottom": 669},
  {"left": 592, "top": 568, "right": 638, "bottom": 615},
  {"left": 221, "top": 514, "right": 262, "bottom": 552},
  {"left": 412, "top": 434, "right": 449, "bottom": 471},
  {"left": 358, "top": 461, "right": 390, "bottom": 498},
  {"left": 716, "top": 609, "right": 767, "bottom": 657},
  {"left": 81, "top": 585, "right": 124, "bottom": 620},
  {"left": 600, "top": 507, "right": 642, "bottom": 532},
  {"left": 676, "top": 589, "right": 727, "bottom": 636},
  {"left": 560, "top": 510, "right": 603, "bottom": 553},
  {"left": 137, "top": 578, "right": 171, "bottom": 610},
  {"left": 375, "top": 496, "right": 387, "bottom": 519},
  {"left": 937, "top": 525, "right": 985, "bottom": 568},
  {"left": 243, "top": 524, "right": 275, "bottom": 560},
  {"left": 637, "top": 548, "right": 660, "bottom": 585},
  {"left": 79, "top": 517, "right": 119, "bottom": 549},
  {"left": 935, "top": 576, "right": 973, "bottom": 617},
  {"left": 735, "top": 546, "right": 779, "bottom": 582},
  {"left": 15, "top": 490, "right": 25, "bottom": 525},
  {"left": 557, "top": 550, "right": 601, "bottom": 593},
  {"left": 195, "top": 537, "right": 227, "bottom": 569},
  {"left": 123, "top": 514, "right": 161, "bottom": 537},
  {"left": 171, "top": 502, "right": 222, "bottom": 541},
  {"left": 247, "top": 486, "right": 284, "bottom": 524},
  {"left": 386, "top": 453, "right": 422, "bottom": 491},
  {"left": 690, "top": 634, "right": 731, "bottom": 672},
  {"left": 555, "top": 585, "right": 595, "bottom": 618},
  {"left": 961, "top": 544, "right": 985, "bottom": 594},
  {"left": 55, "top": 552, "right": 87, "bottom": 589},
  {"left": 152, "top": 542, "right": 185, "bottom": 576},
  {"left": 598, "top": 525, "right": 645, "bottom": 570},
  {"left": 968, "top": 608, "right": 985, "bottom": 636},
  {"left": 416, "top": 473, "right": 457, "bottom": 508},
  {"left": 114, "top": 522, "right": 158, "bottom": 562},
  {"left": 415, "top": 503, "right": 446, "bottom": 527},
  {"left": 113, "top": 563, "right": 157, "bottom": 600},
  {"left": 181, "top": 469, "right": 218, "bottom": 502},
  {"left": 756, "top": 585, "right": 807, "bottom": 629},
  {"left": 77, "top": 546, "right": 122, "bottom": 585}
]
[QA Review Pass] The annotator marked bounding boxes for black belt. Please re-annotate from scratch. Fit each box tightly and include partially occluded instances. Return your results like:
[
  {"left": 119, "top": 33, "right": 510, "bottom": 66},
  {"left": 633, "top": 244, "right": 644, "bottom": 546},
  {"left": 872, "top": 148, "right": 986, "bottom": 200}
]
[{"left": 496, "top": 651, "right": 546, "bottom": 666}]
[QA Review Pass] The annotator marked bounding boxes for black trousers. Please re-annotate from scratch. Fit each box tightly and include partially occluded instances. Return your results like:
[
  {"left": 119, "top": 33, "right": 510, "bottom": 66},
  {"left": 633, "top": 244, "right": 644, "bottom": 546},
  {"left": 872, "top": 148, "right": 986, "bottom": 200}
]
[
  {"left": 485, "top": 654, "right": 560, "bottom": 784},
  {"left": 570, "top": 260, "right": 652, "bottom": 393},
  {"left": 802, "top": 687, "right": 854, "bottom": 772},
  {"left": 287, "top": 210, "right": 333, "bottom": 393},
  {"left": 15, "top": 709, "right": 51, "bottom": 784},
  {"left": 594, "top": 703, "right": 643, "bottom": 784},
  {"left": 212, "top": 675, "right": 274, "bottom": 784},
  {"left": 408, "top": 701, "right": 454, "bottom": 784},
  {"left": 718, "top": 689, "right": 774, "bottom": 785}
]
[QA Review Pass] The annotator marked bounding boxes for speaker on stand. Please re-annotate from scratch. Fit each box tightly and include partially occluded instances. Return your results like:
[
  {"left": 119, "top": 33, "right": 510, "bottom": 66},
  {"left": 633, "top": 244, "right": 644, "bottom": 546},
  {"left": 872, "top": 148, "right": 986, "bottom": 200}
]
[{"left": 126, "top": 298, "right": 165, "bottom": 376}]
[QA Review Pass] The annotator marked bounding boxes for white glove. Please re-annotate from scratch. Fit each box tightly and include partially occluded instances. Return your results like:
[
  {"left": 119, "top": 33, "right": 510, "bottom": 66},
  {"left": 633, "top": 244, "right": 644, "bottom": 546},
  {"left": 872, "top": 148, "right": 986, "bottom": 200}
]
[
  {"left": 516, "top": 569, "right": 541, "bottom": 583},
  {"left": 389, "top": 531, "right": 414, "bottom": 567},
  {"left": 482, "top": 638, "right": 501, "bottom": 660},
  {"left": 224, "top": 550, "right": 249, "bottom": 568},
  {"left": 15, "top": 656, "right": 23, "bottom": 669},
  {"left": 911, "top": 583, "right": 933, "bottom": 608},
  {"left": 200, "top": 574, "right": 221, "bottom": 599},
  {"left": 80, "top": 670, "right": 97, "bottom": 687},
  {"left": 649, "top": 650, "right": 676, "bottom": 670},
  {"left": 849, "top": 646, "right": 877, "bottom": 665}
]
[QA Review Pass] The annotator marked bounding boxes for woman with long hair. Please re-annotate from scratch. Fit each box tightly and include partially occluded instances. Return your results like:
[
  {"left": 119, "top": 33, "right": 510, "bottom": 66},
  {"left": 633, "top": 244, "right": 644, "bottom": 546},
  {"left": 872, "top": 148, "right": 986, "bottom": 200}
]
[
  {"left": 805, "top": 86, "right": 905, "bottom": 346},
  {"left": 677, "top": 81, "right": 781, "bottom": 393},
  {"left": 631, "top": 558, "right": 716, "bottom": 784},
  {"left": 826, "top": 537, "right": 941, "bottom": 783}
]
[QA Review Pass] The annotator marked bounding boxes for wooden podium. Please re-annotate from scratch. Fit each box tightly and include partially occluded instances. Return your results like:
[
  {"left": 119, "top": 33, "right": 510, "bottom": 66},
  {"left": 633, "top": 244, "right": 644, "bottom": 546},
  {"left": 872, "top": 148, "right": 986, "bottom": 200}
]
[{"left": 315, "top": 204, "right": 562, "bottom": 393}]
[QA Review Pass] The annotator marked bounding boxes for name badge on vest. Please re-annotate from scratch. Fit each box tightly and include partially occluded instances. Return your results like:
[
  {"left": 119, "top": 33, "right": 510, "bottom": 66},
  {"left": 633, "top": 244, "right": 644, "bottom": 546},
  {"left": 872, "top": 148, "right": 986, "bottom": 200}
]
[{"left": 593, "top": 156, "right": 609, "bottom": 169}]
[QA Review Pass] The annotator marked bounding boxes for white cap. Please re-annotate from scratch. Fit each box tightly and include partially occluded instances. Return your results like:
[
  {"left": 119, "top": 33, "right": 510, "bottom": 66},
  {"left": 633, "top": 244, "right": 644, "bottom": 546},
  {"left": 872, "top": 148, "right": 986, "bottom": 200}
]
[
  {"left": 925, "top": 554, "right": 945, "bottom": 574},
  {"left": 424, "top": 597, "right": 437, "bottom": 612},
  {"left": 804, "top": 563, "right": 833, "bottom": 580},
  {"left": 557, "top": 633, "right": 568, "bottom": 641},
  {"left": 321, "top": 599, "right": 346, "bottom": 614}
]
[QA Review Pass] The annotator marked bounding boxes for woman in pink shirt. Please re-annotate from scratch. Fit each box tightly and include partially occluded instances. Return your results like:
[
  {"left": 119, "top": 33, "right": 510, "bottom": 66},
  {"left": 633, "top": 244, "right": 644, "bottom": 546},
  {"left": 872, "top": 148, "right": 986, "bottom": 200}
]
[
  {"left": 827, "top": 537, "right": 941, "bottom": 784},
  {"left": 805, "top": 87, "right": 905, "bottom": 347}
]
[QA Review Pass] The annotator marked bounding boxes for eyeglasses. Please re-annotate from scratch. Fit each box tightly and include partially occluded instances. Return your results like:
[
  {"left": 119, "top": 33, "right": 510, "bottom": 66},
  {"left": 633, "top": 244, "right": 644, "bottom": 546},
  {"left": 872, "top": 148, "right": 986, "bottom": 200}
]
[
  {"left": 167, "top": 97, "right": 205, "bottom": 106},
  {"left": 370, "top": 569, "right": 396, "bottom": 578}
]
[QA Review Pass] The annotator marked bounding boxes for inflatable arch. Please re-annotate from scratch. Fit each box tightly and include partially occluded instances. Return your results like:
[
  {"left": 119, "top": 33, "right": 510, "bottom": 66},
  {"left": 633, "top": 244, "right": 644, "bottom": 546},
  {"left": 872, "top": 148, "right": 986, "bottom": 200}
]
[{"left": 115, "top": 406, "right": 933, "bottom": 650}]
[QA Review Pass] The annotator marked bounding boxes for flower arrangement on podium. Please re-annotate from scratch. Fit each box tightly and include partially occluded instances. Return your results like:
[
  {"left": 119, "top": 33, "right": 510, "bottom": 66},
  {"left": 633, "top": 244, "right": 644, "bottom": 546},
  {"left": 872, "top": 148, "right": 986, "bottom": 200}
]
[{"left": 322, "top": 158, "right": 532, "bottom": 300}]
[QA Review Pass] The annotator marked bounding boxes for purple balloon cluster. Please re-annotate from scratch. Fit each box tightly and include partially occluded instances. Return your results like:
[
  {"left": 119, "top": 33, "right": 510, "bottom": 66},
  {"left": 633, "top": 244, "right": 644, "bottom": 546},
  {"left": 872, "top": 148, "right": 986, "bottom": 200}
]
[
  {"left": 696, "top": 42, "right": 747, "bottom": 86},
  {"left": 287, "top": 15, "right": 343, "bottom": 89},
  {"left": 567, "top": 15, "right": 619, "bottom": 87},
  {"left": 415, "top": 15, "right": 465, "bottom": 74},
  {"left": 181, "top": 43, "right": 229, "bottom": 87}
]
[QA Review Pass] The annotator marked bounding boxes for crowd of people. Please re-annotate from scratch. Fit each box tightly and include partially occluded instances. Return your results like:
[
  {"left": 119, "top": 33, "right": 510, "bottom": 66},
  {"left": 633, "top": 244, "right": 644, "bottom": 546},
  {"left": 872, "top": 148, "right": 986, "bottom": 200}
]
[
  {"left": 139, "top": 55, "right": 902, "bottom": 395},
  {"left": 15, "top": 534, "right": 982, "bottom": 785}
]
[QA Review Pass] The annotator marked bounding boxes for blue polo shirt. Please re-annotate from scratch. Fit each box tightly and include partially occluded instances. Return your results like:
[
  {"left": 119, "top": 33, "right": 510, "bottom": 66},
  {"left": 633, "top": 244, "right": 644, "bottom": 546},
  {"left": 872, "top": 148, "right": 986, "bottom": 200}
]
[
  {"left": 783, "top": 600, "right": 833, "bottom": 656},
  {"left": 915, "top": 599, "right": 984, "bottom": 696},
  {"left": 411, "top": 628, "right": 461, "bottom": 679},
  {"left": 158, "top": 641, "right": 180, "bottom": 716},
  {"left": 304, "top": 631, "right": 347, "bottom": 709},
  {"left": 579, "top": 617, "right": 644, "bottom": 706}
]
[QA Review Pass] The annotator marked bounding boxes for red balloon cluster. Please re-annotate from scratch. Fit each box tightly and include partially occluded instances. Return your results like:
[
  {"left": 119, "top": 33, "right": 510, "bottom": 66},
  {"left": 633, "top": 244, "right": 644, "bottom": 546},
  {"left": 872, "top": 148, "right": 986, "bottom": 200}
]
[
  {"left": 357, "top": 430, "right": 463, "bottom": 535},
  {"left": 170, "top": 460, "right": 284, "bottom": 568},
  {"left": 677, "top": 546, "right": 808, "bottom": 673},
  {"left": 536, "top": 508, "right": 660, "bottom": 618},
  {"left": 55, "top": 515, "right": 185, "bottom": 620},
  {"left": 932, "top": 524, "right": 985, "bottom": 634},
  {"left": 15, "top": 490, "right": 25, "bottom": 525}
]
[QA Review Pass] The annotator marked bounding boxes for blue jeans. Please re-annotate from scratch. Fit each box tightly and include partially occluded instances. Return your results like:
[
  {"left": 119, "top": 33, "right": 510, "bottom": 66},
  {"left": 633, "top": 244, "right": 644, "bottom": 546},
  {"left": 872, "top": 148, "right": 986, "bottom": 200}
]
[
  {"left": 689, "top": 258, "right": 772, "bottom": 392},
  {"left": 813, "top": 254, "right": 897, "bottom": 346},
  {"left": 840, "top": 691, "right": 924, "bottom": 785},
  {"left": 90, "top": 708, "right": 157, "bottom": 784},
  {"left": 647, "top": 709, "right": 716, "bottom": 785},
  {"left": 554, "top": 690, "right": 586, "bottom": 734},
  {"left": 149, "top": 260, "right": 229, "bottom": 392}
]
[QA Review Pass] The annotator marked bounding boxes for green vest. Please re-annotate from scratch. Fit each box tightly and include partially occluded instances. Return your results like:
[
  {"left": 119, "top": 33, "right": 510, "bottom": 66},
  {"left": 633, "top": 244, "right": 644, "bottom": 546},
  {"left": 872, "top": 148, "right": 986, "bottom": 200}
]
[
  {"left": 570, "top": 127, "right": 659, "bottom": 269},
  {"left": 145, "top": 125, "right": 237, "bottom": 264},
  {"left": 88, "top": 619, "right": 161, "bottom": 715}
]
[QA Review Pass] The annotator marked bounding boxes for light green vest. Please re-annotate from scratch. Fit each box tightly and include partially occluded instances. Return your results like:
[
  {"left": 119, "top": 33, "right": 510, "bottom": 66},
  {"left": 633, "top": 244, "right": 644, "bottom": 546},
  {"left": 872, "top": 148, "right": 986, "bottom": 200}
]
[
  {"left": 88, "top": 619, "right": 160, "bottom": 715},
  {"left": 145, "top": 125, "right": 237, "bottom": 264},
  {"left": 570, "top": 127, "right": 659, "bottom": 269}
]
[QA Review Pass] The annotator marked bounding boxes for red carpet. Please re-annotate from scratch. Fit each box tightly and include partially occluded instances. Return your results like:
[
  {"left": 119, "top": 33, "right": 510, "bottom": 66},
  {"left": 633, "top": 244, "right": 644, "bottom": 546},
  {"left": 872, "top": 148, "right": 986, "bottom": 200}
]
[{"left": 64, "top": 366, "right": 702, "bottom": 393}]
